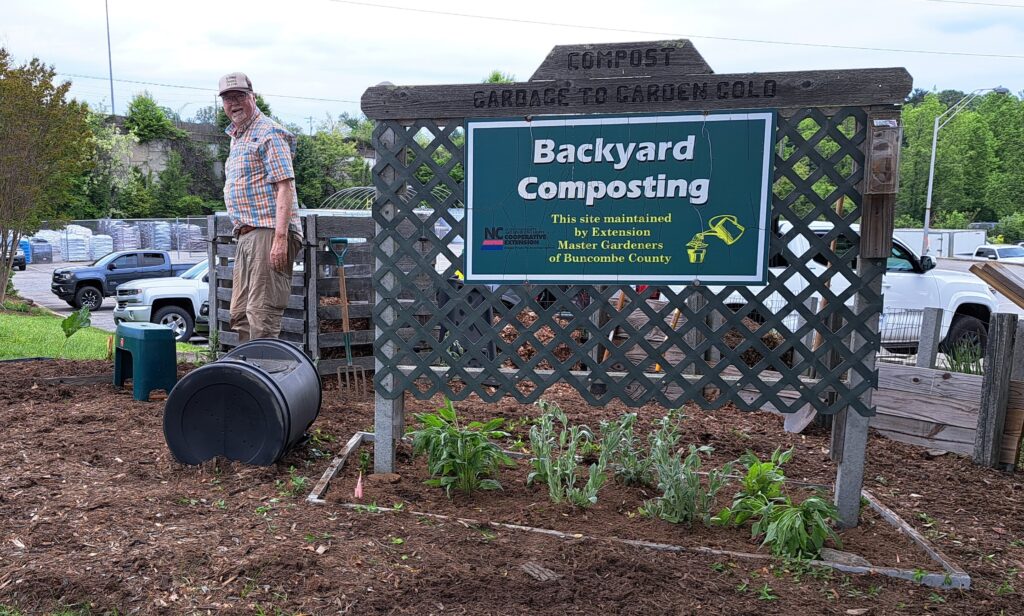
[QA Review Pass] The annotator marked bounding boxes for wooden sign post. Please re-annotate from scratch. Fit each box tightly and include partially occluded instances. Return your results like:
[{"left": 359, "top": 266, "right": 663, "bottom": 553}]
[{"left": 362, "top": 39, "right": 909, "bottom": 528}]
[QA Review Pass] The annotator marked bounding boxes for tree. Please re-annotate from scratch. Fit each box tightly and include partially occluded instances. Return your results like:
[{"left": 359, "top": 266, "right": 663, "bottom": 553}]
[
  {"left": 895, "top": 95, "right": 944, "bottom": 224},
  {"left": 994, "top": 212, "right": 1024, "bottom": 243},
  {"left": 294, "top": 129, "right": 361, "bottom": 206},
  {"left": 191, "top": 105, "right": 218, "bottom": 125},
  {"left": 483, "top": 70, "right": 516, "bottom": 83},
  {"left": 896, "top": 91, "right": 1021, "bottom": 227},
  {"left": 124, "top": 92, "right": 185, "bottom": 143},
  {"left": 112, "top": 169, "right": 157, "bottom": 219},
  {"left": 66, "top": 110, "right": 138, "bottom": 219},
  {"left": 153, "top": 151, "right": 191, "bottom": 216},
  {"left": 0, "top": 48, "right": 92, "bottom": 303},
  {"left": 338, "top": 112, "right": 374, "bottom": 149}
]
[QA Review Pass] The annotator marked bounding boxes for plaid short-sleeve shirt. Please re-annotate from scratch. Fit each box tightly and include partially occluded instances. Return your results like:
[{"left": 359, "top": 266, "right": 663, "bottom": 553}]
[{"left": 224, "top": 111, "right": 303, "bottom": 237}]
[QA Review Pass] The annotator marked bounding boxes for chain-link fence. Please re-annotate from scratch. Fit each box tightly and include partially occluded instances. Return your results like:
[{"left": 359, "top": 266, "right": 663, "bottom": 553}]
[{"left": 24, "top": 218, "right": 210, "bottom": 264}]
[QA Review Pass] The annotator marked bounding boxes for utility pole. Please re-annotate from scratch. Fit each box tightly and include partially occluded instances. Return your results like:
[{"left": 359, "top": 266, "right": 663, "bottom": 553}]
[
  {"left": 306, "top": 116, "right": 314, "bottom": 135},
  {"left": 922, "top": 87, "right": 1009, "bottom": 256},
  {"left": 105, "top": 0, "right": 116, "bottom": 115}
]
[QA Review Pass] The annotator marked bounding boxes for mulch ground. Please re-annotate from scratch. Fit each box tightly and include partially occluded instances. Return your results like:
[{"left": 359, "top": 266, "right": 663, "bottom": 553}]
[{"left": 1, "top": 359, "right": 1023, "bottom": 615}]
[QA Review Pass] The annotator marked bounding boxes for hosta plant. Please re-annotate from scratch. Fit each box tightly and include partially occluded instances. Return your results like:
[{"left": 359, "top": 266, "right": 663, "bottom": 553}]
[
  {"left": 753, "top": 495, "right": 842, "bottom": 559},
  {"left": 408, "top": 398, "right": 514, "bottom": 496}
]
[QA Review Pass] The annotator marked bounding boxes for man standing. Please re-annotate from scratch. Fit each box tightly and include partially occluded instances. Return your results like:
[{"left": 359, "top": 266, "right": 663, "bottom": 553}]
[{"left": 219, "top": 72, "right": 303, "bottom": 341}]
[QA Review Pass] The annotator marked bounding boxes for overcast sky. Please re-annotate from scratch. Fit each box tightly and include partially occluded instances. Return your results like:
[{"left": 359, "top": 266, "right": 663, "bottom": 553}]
[{"left": 2, "top": 0, "right": 1022, "bottom": 132}]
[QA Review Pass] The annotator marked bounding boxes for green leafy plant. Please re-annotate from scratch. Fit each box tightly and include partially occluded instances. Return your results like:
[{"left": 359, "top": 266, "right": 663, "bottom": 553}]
[
  {"left": 753, "top": 496, "right": 842, "bottom": 559},
  {"left": 738, "top": 447, "right": 793, "bottom": 500},
  {"left": 757, "top": 583, "right": 778, "bottom": 601},
  {"left": 527, "top": 401, "right": 627, "bottom": 508},
  {"left": 944, "top": 338, "right": 984, "bottom": 375},
  {"left": 714, "top": 447, "right": 793, "bottom": 527},
  {"left": 408, "top": 397, "right": 514, "bottom": 496},
  {"left": 275, "top": 466, "right": 309, "bottom": 498},
  {"left": 712, "top": 446, "right": 841, "bottom": 560},
  {"left": 59, "top": 306, "right": 91, "bottom": 357},
  {"left": 641, "top": 416, "right": 733, "bottom": 526}
]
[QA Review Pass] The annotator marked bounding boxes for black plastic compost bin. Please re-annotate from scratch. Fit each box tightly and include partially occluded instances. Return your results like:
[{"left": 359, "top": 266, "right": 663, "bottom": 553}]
[{"left": 163, "top": 339, "right": 321, "bottom": 466}]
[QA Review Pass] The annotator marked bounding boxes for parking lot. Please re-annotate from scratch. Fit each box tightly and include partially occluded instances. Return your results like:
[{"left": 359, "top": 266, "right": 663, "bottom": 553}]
[
  {"left": 11, "top": 252, "right": 204, "bottom": 333},
  {"left": 10, "top": 253, "right": 1022, "bottom": 333}
]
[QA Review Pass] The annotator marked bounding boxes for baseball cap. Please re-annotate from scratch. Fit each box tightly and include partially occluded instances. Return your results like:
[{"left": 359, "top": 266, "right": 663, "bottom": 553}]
[{"left": 218, "top": 72, "right": 253, "bottom": 96}]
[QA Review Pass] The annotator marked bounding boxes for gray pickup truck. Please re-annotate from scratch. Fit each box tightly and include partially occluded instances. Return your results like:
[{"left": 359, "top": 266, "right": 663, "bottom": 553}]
[{"left": 51, "top": 250, "right": 193, "bottom": 310}]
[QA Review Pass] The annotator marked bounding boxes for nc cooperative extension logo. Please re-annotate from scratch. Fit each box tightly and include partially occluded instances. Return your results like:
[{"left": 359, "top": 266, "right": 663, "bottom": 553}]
[{"left": 482, "top": 227, "right": 504, "bottom": 250}]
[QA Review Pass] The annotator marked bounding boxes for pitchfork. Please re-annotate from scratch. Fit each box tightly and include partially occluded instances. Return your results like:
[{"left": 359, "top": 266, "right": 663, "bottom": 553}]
[{"left": 328, "top": 237, "right": 368, "bottom": 394}]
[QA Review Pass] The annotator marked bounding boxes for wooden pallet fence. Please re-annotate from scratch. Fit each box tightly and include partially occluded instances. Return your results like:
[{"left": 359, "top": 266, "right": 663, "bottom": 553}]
[
  {"left": 611, "top": 298, "right": 1024, "bottom": 468},
  {"left": 208, "top": 212, "right": 436, "bottom": 378},
  {"left": 869, "top": 308, "right": 1024, "bottom": 468},
  {"left": 207, "top": 214, "right": 314, "bottom": 352}
]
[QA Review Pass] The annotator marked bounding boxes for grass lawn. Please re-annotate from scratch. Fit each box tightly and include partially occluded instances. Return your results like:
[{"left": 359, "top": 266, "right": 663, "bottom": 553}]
[{"left": 0, "top": 301, "right": 204, "bottom": 360}]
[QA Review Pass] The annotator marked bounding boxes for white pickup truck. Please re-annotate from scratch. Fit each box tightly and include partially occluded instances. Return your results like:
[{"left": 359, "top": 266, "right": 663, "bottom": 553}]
[
  {"left": 961, "top": 244, "right": 1024, "bottom": 264},
  {"left": 112, "top": 260, "right": 210, "bottom": 342},
  {"left": 673, "top": 222, "right": 997, "bottom": 354}
]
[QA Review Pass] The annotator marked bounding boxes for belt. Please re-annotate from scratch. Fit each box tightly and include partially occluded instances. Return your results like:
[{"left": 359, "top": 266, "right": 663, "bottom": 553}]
[{"left": 237, "top": 225, "right": 259, "bottom": 237}]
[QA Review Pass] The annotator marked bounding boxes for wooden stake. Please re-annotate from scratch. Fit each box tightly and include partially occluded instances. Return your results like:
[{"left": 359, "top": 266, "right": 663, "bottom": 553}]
[{"left": 600, "top": 289, "right": 629, "bottom": 363}]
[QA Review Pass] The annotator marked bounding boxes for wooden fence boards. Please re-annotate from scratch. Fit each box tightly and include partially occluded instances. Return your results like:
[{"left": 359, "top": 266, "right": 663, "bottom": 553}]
[
  {"left": 209, "top": 212, "right": 379, "bottom": 378},
  {"left": 870, "top": 363, "right": 1024, "bottom": 466},
  {"left": 361, "top": 68, "right": 913, "bottom": 119}
]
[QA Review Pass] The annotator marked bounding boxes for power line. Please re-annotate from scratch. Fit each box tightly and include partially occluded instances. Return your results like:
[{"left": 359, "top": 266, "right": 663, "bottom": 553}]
[
  {"left": 57, "top": 72, "right": 360, "bottom": 103},
  {"left": 328, "top": 0, "right": 1024, "bottom": 59},
  {"left": 925, "top": 0, "right": 1024, "bottom": 7}
]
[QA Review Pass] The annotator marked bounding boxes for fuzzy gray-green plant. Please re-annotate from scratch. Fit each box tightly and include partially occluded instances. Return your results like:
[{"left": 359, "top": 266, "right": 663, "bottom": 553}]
[
  {"left": 601, "top": 412, "right": 655, "bottom": 487},
  {"left": 527, "top": 400, "right": 626, "bottom": 508},
  {"left": 641, "top": 416, "right": 733, "bottom": 526}
]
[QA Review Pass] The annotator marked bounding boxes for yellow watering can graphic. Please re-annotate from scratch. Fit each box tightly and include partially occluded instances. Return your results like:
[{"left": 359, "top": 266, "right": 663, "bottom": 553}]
[{"left": 686, "top": 215, "right": 745, "bottom": 264}]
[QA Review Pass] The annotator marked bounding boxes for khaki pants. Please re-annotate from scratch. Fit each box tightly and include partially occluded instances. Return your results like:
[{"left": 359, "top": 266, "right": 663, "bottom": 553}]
[{"left": 230, "top": 229, "right": 301, "bottom": 341}]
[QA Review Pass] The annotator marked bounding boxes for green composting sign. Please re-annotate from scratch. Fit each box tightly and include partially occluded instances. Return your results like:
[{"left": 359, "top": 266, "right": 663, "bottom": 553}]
[{"left": 465, "top": 111, "right": 776, "bottom": 284}]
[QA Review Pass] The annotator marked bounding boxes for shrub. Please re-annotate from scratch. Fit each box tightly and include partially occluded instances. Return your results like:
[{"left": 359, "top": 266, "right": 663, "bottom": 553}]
[
  {"left": 408, "top": 398, "right": 513, "bottom": 496},
  {"left": 994, "top": 212, "right": 1024, "bottom": 243}
]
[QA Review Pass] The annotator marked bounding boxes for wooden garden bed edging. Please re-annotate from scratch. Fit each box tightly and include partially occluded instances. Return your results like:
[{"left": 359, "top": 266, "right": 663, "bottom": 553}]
[{"left": 306, "top": 431, "right": 971, "bottom": 590}]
